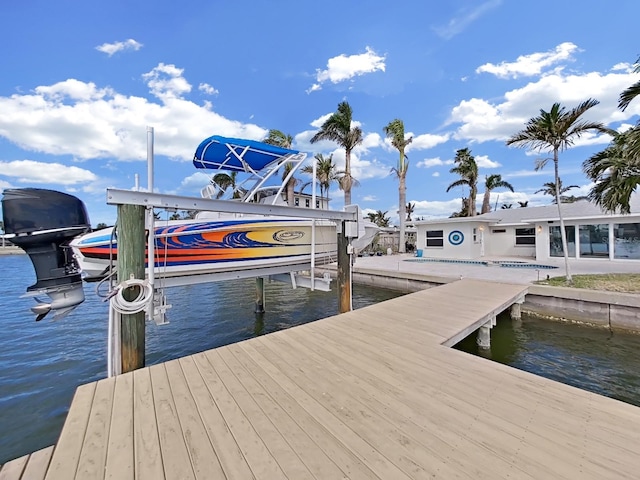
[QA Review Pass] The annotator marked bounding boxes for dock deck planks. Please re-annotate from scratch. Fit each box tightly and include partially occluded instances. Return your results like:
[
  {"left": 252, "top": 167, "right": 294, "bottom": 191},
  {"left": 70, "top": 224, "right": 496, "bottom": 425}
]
[{"left": 14, "top": 278, "right": 640, "bottom": 479}]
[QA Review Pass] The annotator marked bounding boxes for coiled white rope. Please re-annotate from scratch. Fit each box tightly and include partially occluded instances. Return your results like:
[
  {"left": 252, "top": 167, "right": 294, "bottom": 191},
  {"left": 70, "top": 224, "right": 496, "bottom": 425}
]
[{"left": 109, "top": 278, "right": 153, "bottom": 315}]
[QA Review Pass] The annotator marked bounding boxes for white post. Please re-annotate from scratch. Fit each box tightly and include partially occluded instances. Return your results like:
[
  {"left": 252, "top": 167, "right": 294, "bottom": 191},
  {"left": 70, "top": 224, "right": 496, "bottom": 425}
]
[
  {"left": 310, "top": 157, "right": 317, "bottom": 290},
  {"left": 480, "top": 226, "right": 485, "bottom": 257},
  {"left": 146, "top": 126, "right": 155, "bottom": 316}
]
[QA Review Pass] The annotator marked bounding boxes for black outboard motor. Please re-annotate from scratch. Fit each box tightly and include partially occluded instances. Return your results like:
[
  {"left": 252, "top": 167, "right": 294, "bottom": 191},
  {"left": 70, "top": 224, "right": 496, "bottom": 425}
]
[{"left": 2, "top": 188, "right": 91, "bottom": 320}]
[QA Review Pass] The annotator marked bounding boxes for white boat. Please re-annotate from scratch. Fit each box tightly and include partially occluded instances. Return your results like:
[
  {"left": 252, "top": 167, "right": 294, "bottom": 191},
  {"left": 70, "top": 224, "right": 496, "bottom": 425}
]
[{"left": 70, "top": 135, "right": 377, "bottom": 281}]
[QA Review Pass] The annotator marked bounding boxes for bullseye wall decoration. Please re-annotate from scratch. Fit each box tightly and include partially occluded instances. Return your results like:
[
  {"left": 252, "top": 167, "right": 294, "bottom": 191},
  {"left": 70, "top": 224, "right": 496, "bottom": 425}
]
[{"left": 448, "top": 230, "right": 464, "bottom": 245}]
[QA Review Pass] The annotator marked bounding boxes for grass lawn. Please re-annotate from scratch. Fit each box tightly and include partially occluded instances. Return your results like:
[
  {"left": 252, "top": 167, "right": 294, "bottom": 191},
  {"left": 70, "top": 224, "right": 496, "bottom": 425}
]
[{"left": 538, "top": 273, "right": 640, "bottom": 293}]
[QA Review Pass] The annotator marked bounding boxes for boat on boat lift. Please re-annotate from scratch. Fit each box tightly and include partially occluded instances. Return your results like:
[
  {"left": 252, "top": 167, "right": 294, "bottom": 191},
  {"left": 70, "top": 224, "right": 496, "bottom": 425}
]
[{"left": 70, "top": 135, "right": 377, "bottom": 281}]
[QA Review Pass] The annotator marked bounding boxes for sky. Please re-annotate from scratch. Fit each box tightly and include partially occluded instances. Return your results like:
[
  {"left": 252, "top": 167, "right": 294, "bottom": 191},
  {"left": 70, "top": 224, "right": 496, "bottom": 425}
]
[{"left": 1, "top": 0, "right": 639, "bottom": 227}]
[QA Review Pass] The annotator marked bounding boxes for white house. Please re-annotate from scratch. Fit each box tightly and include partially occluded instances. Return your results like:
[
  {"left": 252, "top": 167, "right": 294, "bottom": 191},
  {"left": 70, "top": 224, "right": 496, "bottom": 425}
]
[{"left": 412, "top": 199, "right": 640, "bottom": 263}]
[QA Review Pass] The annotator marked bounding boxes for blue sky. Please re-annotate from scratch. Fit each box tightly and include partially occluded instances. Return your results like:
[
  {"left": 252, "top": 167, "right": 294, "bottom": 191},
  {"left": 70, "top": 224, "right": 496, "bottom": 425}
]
[{"left": 1, "top": 0, "right": 639, "bottom": 226}]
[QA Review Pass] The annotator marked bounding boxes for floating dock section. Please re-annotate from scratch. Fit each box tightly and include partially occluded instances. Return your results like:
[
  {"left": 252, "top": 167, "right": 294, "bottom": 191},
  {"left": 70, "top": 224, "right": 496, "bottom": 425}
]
[{"left": 2, "top": 279, "right": 640, "bottom": 479}]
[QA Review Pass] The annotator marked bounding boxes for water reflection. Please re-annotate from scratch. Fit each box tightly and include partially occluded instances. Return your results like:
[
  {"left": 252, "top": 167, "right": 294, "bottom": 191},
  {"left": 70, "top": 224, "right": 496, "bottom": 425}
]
[{"left": 455, "top": 312, "right": 640, "bottom": 407}]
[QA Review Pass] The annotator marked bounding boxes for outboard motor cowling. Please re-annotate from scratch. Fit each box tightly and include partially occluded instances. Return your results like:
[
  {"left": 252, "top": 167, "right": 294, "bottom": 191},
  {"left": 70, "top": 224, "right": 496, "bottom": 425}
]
[{"left": 2, "top": 188, "right": 91, "bottom": 320}]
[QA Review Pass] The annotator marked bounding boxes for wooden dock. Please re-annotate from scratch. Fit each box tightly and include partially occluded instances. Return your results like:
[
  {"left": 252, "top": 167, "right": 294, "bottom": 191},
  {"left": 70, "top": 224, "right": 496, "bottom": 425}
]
[{"left": 3, "top": 278, "right": 640, "bottom": 479}]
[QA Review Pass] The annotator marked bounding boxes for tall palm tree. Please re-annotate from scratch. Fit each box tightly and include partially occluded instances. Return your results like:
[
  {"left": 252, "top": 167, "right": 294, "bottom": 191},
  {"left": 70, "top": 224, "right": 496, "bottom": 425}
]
[
  {"left": 506, "top": 99, "right": 609, "bottom": 283},
  {"left": 300, "top": 153, "right": 339, "bottom": 203},
  {"left": 481, "top": 174, "right": 514, "bottom": 214},
  {"left": 446, "top": 148, "right": 479, "bottom": 216},
  {"left": 310, "top": 101, "right": 363, "bottom": 206},
  {"left": 534, "top": 178, "right": 580, "bottom": 203},
  {"left": 584, "top": 130, "right": 640, "bottom": 214},
  {"left": 383, "top": 118, "right": 413, "bottom": 253},
  {"left": 518, "top": 201, "right": 529, "bottom": 208},
  {"left": 263, "top": 129, "right": 296, "bottom": 204}
]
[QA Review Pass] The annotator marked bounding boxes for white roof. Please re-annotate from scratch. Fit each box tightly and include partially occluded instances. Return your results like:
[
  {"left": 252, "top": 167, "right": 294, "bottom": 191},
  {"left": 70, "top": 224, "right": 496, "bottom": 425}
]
[{"left": 414, "top": 197, "right": 640, "bottom": 226}]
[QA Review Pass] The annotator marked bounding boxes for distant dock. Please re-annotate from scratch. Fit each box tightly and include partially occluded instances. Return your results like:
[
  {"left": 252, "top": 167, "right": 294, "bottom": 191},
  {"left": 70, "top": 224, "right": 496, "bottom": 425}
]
[{"left": 3, "top": 278, "right": 640, "bottom": 479}]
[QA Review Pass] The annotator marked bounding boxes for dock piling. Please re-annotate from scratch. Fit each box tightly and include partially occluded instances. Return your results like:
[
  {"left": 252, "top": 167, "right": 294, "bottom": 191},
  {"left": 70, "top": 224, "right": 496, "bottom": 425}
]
[
  {"left": 255, "top": 277, "right": 265, "bottom": 313},
  {"left": 116, "top": 204, "right": 146, "bottom": 373}
]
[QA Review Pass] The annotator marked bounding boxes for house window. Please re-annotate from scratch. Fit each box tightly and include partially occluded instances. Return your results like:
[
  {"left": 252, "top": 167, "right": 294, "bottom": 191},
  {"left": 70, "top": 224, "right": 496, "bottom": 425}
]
[
  {"left": 579, "top": 224, "right": 609, "bottom": 258},
  {"left": 549, "top": 226, "right": 576, "bottom": 257},
  {"left": 305, "top": 198, "right": 310, "bottom": 207},
  {"left": 492, "top": 229, "right": 506, "bottom": 233},
  {"left": 294, "top": 198, "right": 299, "bottom": 206},
  {"left": 515, "top": 227, "right": 536, "bottom": 246},
  {"left": 614, "top": 223, "right": 640, "bottom": 259},
  {"left": 473, "top": 228, "right": 477, "bottom": 242},
  {"left": 316, "top": 199, "right": 320, "bottom": 208},
  {"left": 426, "top": 230, "right": 444, "bottom": 248}
]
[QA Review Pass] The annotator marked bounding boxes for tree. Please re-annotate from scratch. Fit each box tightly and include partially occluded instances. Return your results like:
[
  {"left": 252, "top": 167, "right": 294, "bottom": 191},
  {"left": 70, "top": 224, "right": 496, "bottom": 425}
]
[
  {"left": 518, "top": 201, "right": 529, "bottom": 208},
  {"left": 263, "top": 129, "right": 296, "bottom": 204},
  {"left": 367, "top": 210, "right": 391, "bottom": 228},
  {"left": 584, "top": 58, "right": 640, "bottom": 212},
  {"left": 300, "top": 153, "right": 339, "bottom": 204},
  {"left": 446, "top": 148, "right": 479, "bottom": 216},
  {"left": 584, "top": 130, "right": 640, "bottom": 214},
  {"left": 406, "top": 202, "right": 415, "bottom": 221},
  {"left": 95, "top": 222, "right": 108, "bottom": 230},
  {"left": 310, "top": 101, "right": 363, "bottom": 206},
  {"left": 481, "top": 174, "right": 514, "bottom": 214},
  {"left": 534, "top": 178, "right": 580, "bottom": 203},
  {"left": 211, "top": 171, "right": 241, "bottom": 199},
  {"left": 383, "top": 118, "right": 413, "bottom": 253},
  {"left": 506, "top": 99, "right": 609, "bottom": 284},
  {"left": 501, "top": 203, "right": 513, "bottom": 209}
]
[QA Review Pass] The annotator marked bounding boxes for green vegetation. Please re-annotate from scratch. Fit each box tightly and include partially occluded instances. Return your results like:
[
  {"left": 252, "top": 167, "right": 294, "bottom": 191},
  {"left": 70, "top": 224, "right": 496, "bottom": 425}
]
[{"left": 538, "top": 274, "right": 640, "bottom": 293}]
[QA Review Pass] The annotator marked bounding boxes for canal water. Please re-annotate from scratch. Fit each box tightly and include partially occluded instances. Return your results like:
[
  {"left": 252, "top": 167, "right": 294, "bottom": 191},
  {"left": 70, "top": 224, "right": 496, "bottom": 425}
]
[
  {"left": 454, "top": 312, "right": 640, "bottom": 407},
  {"left": 2, "top": 253, "right": 640, "bottom": 464}
]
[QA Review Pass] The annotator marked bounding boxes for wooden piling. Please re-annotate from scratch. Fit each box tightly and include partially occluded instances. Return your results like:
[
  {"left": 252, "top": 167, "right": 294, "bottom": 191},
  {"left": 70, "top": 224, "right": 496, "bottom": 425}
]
[
  {"left": 337, "top": 221, "right": 351, "bottom": 313},
  {"left": 255, "top": 277, "right": 265, "bottom": 313},
  {"left": 117, "top": 204, "right": 146, "bottom": 373}
]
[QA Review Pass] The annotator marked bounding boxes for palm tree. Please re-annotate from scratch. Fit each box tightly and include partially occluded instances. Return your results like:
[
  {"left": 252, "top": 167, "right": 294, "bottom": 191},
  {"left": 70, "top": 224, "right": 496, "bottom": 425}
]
[
  {"left": 446, "top": 148, "right": 479, "bottom": 216},
  {"left": 501, "top": 203, "right": 513, "bottom": 209},
  {"left": 406, "top": 202, "right": 415, "bottom": 221},
  {"left": 211, "top": 171, "right": 240, "bottom": 198},
  {"left": 481, "top": 174, "right": 514, "bottom": 214},
  {"left": 367, "top": 210, "right": 391, "bottom": 228},
  {"left": 584, "top": 58, "right": 640, "bottom": 212},
  {"left": 310, "top": 101, "right": 363, "bottom": 206},
  {"left": 300, "top": 153, "right": 339, "bottom": 204},
  {"left": 584, "top": 130, "right": 640, "bottom": 214},
  {"left": 518, "top": 201, "right": 529, "bottom": 208},
  {"left": 384, "top": 118, "right": 413, "bottom": 253},
  {"left": 534, "top": 178, "right": 579, "bottom": 203},
  {"left": 263, "top": 129, "right": 296, "bottom": 204},
  {"left": 506, "top": 99, "right": 609, "bottom": 283}
]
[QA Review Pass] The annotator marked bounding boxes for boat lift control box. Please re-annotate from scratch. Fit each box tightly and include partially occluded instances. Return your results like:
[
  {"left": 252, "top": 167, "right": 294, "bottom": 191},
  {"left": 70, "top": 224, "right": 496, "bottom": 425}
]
[{"left": 343, "top": 204, "right": 360, "bottom": 238}]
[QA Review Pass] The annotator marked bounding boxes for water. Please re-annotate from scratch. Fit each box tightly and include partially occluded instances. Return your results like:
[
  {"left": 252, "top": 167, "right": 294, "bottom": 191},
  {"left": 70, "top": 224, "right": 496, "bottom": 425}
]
[
  {"left": 455, "top": 312, "right": 640, "bottom": 407},
  {"left": 0, "top": 254, "right": 402, "bottom": 464}
]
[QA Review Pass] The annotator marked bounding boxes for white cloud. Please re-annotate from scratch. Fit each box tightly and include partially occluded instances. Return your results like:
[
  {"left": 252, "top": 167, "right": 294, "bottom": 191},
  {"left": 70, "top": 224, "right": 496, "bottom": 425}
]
[
  {"left": 142, "top": 63, "right": 192, "bottom": 100},
  {"left": 432, "top": 0, "right": 502, "bottom": 40},
  {"left": 308, "top": 47, "right": 385, "bottom": 93},
  {"left": 406, "top": 132, "right": 450, "bottom": 152},
  {"left": 447, "top": 67, "right": 640, "bottom": 143},
  {"left": 362, "top": 195, "right": 377, "bottom": 201},
  {"left": 475, "top": 155, "right": 501, "bottom": 168},
  {"left": 0, "top": 160, "right": 97, "bottom": 185},
  {"left": 0, "top": 65, "right": 268, "bottom": 163},
  {"left": 432, "top": 172, "right": 440, "bottom": 177},
  {"left": 476, "top": 42, "right": 579, "bottom": 79},
  {"left": 416, "top": 157, "right": 454, "bottom": 168},
  {"left": 198, "top": 83, "right": 219, "bottom": 96},
  {"left": 412, "top": 198, "right": 463, "bottom": 218},
  {"left": 95, "top": 39, "right": 143, "bottom": 56}
]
